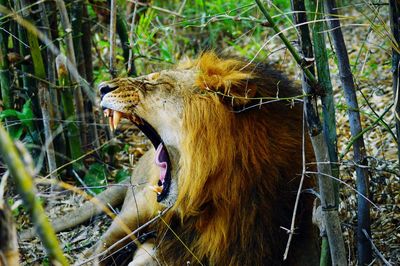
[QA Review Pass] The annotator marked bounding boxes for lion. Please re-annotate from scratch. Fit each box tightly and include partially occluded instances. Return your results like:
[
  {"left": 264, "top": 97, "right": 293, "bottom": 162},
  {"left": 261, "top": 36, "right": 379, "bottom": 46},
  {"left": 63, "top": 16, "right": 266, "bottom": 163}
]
[{"left": 92, "top": 52, "right": 319, "bottom": 265}]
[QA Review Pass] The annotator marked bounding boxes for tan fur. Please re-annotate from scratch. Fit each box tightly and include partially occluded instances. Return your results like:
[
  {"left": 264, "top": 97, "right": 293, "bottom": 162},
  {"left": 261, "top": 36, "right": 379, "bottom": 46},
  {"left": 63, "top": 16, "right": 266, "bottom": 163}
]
[{"left": 94, "top": 53, "right": 319, "bottom": 265}]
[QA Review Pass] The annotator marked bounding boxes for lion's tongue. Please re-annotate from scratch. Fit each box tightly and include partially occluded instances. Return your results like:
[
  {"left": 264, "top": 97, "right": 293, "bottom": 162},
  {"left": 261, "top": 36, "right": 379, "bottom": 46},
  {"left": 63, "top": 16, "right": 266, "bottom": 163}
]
[{"left": 155, "top": 143, "right": 168, "bottom": 184}]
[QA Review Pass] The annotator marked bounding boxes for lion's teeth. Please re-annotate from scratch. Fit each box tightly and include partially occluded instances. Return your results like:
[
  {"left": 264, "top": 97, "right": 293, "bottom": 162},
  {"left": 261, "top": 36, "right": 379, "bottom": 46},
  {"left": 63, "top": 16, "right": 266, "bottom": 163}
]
[
  {"left": 108, "top": 116, "right": 114, "bottom": 132},
  {"left": 148, "top": 185, "right": 163, "bottom": 194},
  {"left": 113, "top": 111, "right": 122, "bottom": 130},
  {"left": 103, "top": 109, "right": 110, "bottom": 117}
]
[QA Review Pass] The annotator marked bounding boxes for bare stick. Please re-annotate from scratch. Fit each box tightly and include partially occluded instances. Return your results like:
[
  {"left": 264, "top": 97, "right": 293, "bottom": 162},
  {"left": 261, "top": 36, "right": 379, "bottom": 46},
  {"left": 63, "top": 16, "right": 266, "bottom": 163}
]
[
  {"left": 362, "top": 229, "right": 392, "bottom": 266},
  {"left": 128, "top": 0, "right": 185, "bottom": 18},
  {"left": 282, "top": 104, "right": 307, "bottom": 260}
]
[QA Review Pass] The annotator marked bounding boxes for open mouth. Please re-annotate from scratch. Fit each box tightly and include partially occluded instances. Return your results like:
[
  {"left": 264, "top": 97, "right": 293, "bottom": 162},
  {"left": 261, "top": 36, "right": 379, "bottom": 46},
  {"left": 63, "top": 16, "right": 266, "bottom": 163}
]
[{"left": 103, "top": 108, "right": 171, "bottom": 202}]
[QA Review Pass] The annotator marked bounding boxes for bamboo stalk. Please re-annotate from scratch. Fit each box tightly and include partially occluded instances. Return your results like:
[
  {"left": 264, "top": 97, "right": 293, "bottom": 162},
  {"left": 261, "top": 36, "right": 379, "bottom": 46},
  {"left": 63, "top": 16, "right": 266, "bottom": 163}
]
[
  {"left": 55, "top": 0, "right": 88, "bottom": 150},
  {"left": 0, "top": 123, "right": 69, "bottom": 265},
  {"left": 117, "top": 11, "right": 137, "bottom": 76},
  {"left": 55, "top": 0, "right": 76, "bottom": 66},
  {"left": 255, "top": 1, "right": 347, "bottom": 264},
  {"left": 109, "top": 0, "right": 118, "bottom": 77},
  {"left": 19, "top": 0, "right": 58, "bottom": 183},
  {"left": 307, "top": 0, "right": 339, "bottom": 194},
  {"left": 291, "top": 1, "right": 333, "bottom": 265},
  {"left": 0, "top": 4, "right": 96, "bottom": 103},
  {"left": 389, "top": 0, "right": 400, "bottom": 163},
  {"left": 71, "top": 1, "right": 89, "bottom": 148},
  {"left": 82, "top": 6, "right": 94, "bottom": 83},
  {"left": 306, "top": 1, "right": 341, "bottom": 265},
  {"left": 81, "top": 5, "right": 100, "bottom": 150},
  {"left": 127, "top": 0, "right": 139, "bottom": 76},
  {"left": 0, "top": 0, "right": 12, "bottom": 111},
  {"left": 13, "top": 0, "right": 37, "bottom": 115},
  {"left": 56, "top": 54, "right": 84, "bottom": 172},
  {"left": 311, "top": 134, "right": 347, "bottom": 266},
  {"left": 323, "top": 1, "right": 372, "bottom": 265},
  {"left": 294, "top": 0, "right": 345, "bottom": 263},
  {"left": 40, "top": 1, "right": 68, "bottom": 167},
  {"left": 71, "top": 2, "right": 86, "bottom": 79}
]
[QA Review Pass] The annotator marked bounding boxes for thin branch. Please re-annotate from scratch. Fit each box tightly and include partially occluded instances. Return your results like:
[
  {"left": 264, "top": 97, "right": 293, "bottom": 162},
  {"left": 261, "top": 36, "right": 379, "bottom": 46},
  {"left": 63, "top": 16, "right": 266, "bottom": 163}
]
[
  {"left": 128, "top": 0, "right": 185, "bottom": 18},
  {"left": 340, "top": 103, "right": 394, "bottom": 159},
  {"left": 282, "top": 102, "right": 307, "bottom": 260},
  {"left": 305, "top": 171, "right": 380, "bottom": 211},
  {"left": 362, "top": 229, "right": 392, "bottom": 266},
  {"left": 254, "top": 0, "right": 318, "bottom": 87}
]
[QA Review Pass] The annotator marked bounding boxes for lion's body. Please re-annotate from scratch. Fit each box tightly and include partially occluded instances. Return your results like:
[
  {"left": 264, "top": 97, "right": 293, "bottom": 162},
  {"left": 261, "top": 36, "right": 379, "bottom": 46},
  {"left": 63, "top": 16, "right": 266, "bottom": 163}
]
[{"left": 94, "top": 53, "right": 319, "bottom": 265}]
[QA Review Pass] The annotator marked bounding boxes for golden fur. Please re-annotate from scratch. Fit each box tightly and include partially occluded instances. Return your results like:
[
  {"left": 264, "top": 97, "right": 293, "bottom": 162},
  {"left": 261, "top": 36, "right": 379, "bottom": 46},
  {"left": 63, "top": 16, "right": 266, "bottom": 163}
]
[{"left": 94, "top": 53, "right": 319, "bottom": 265}]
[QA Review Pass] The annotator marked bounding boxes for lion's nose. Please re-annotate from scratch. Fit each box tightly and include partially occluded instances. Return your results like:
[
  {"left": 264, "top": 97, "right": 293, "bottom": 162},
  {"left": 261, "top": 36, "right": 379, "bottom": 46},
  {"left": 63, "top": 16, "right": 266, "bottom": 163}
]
[{"left": 98, "top": 82, "right": 115, "bottom": 100}]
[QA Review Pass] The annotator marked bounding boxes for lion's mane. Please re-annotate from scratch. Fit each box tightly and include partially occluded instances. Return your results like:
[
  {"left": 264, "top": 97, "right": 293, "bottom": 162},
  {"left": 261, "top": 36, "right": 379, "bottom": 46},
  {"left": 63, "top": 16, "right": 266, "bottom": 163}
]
[{"left": 153, "top": 53, "right": 316, "bottom": 265}]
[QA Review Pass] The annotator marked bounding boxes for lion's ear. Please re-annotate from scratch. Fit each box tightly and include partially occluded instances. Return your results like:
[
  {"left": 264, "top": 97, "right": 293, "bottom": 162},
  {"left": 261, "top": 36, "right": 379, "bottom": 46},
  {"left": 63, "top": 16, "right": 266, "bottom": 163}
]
[{"left": 195, "top": 53, "right": 257, "bottom": 106}]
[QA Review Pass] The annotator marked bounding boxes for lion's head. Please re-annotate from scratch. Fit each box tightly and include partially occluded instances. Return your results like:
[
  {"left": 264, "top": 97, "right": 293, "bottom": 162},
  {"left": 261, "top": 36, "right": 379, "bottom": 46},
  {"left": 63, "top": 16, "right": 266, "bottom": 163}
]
[{"left": 99, "top": 53, "right": 316, "bottom": 265}]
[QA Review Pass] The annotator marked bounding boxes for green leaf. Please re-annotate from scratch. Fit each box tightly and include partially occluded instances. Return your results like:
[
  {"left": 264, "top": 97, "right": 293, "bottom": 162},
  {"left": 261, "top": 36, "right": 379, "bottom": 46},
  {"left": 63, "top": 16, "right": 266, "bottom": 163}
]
[
  {"left": 0, "top": 109, "right": 20, "bottom": 120},
  {"left": 83, "top": 163, "right": 108, "bottom": 194},
  {"left": 115, "top": 168, "right": 130, "bottom": 183},
  {"left": 20, "top": 100, "right": 34, "bottom": 132},
  {"left": 0, "top": 100, "right": 35, "bottom": 139}
]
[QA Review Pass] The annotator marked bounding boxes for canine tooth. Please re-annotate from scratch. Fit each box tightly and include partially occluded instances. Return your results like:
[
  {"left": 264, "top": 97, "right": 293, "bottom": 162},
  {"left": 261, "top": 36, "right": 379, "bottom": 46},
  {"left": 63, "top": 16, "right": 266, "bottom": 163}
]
[
  {"left": 108, "top": 117, "right": 114, "bottom": 132},
  {"left": 103, "top": 109, "right": 110, "bottom": 117},
  {"left": 113, "top": 111, "right": 122, "bottom": 130},
  {"left": 148, "top": 185, "right": 163, "bottom": 194}
]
